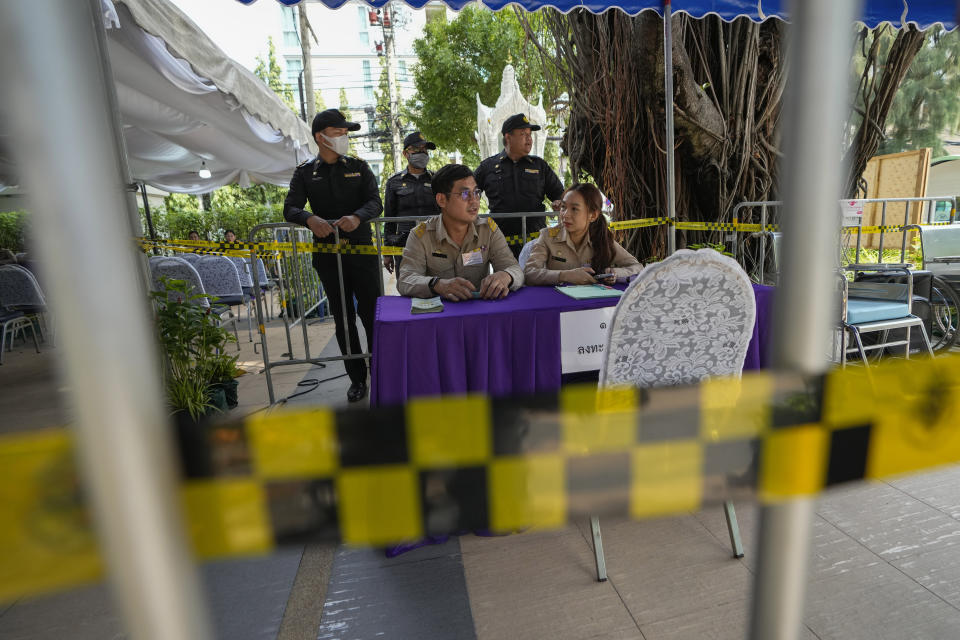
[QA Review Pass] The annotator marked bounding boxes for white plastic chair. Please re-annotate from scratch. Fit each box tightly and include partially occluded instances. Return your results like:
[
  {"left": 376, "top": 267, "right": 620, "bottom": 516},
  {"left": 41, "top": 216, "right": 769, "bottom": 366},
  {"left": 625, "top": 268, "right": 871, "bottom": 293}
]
[{"left": 591, "top": 249, "right": 757, "bottom": 581}]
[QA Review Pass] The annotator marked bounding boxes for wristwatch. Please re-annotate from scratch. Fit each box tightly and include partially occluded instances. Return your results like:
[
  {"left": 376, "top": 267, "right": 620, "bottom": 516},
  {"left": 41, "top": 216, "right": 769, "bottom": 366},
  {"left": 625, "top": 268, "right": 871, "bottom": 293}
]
[{"left": 428, "top": 277, "right": 440, "bottom": 295}]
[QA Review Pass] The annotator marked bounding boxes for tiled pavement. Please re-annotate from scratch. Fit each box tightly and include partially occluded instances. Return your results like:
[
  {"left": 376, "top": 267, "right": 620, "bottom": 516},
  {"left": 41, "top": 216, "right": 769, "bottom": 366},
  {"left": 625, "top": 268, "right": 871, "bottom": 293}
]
[{"left": 6, "top": 466, "right": 960, "bottom": 639}]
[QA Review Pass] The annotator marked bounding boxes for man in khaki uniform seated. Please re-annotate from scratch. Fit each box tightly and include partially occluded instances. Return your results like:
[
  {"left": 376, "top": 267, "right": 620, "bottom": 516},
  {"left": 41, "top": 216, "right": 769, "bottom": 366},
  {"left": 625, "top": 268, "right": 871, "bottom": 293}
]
[{"left": 398, "top": 164, "right": 524, "bottom": 300}]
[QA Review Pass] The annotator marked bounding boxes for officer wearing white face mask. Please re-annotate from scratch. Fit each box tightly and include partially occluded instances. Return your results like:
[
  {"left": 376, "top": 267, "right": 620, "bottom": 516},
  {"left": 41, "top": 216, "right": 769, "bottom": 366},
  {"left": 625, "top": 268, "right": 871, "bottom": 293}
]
[
  {"left": 284, "top": 108, "right": 382, "bottom": 403},
  {"left": 382, "top": 131, "right": 440, "bottom": 275}
]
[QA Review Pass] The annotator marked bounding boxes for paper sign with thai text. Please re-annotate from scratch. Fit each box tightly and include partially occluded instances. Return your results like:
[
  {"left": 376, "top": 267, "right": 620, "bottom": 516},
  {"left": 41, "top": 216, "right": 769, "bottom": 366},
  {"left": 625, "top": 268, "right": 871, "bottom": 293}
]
[{"left": 560, "top": 306, "right": 616, "bottom": 373}]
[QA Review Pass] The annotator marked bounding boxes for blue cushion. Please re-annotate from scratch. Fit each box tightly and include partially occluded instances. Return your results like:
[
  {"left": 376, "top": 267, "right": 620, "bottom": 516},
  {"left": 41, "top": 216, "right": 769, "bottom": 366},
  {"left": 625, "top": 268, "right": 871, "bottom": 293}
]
[{"left": 847, "top": 298, "right": 910, "bottom": 324}]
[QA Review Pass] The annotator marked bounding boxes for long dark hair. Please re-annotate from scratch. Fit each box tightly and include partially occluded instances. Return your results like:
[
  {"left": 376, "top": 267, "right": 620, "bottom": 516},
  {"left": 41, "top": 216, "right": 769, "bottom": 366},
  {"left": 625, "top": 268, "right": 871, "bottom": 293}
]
[{"left": 565, "top": 183, "right": 614, "bottom": 274}]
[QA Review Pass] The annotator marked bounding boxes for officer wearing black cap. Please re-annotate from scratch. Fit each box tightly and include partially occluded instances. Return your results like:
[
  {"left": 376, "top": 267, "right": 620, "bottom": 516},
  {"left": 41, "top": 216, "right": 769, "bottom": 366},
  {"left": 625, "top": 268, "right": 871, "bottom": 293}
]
[
  {"left": 382, "top": 131, "right": 440, "bottom": 275},
  {"left": 473, "top": 113, "right": 565, "bottom": 258},
  {"left": 284, "top": 108, "right": 382, "bottom": 403}
]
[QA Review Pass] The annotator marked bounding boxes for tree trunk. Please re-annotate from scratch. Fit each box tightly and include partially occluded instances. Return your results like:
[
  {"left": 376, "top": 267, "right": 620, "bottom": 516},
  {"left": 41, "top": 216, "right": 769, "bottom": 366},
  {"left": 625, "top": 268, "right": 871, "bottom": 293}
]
[
  {"left": 525, "top": 11, "right": 785, "bottom": 259},
  {"left": 842, "top": 26, "right": 926, "bottom": 197}
]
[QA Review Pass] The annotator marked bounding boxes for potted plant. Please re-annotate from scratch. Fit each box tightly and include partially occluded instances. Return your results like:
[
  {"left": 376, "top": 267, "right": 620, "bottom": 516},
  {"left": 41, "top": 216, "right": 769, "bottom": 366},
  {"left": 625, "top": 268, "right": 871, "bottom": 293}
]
[
  {"left": 206, "top": 350, "right": 240, "bottom": 409},
  {"left": 151, "top": 277, "right": 238, "bottom": 416},
  {"left": 151, "top": 277, "right": 239, "bottom": 476}
]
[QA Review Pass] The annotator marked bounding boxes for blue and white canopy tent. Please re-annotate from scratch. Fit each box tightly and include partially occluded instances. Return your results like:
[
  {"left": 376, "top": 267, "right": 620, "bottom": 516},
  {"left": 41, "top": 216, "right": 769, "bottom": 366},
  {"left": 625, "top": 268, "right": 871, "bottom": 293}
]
[{"left": 0, "top": 1, "right": 957, "bottom": 639}]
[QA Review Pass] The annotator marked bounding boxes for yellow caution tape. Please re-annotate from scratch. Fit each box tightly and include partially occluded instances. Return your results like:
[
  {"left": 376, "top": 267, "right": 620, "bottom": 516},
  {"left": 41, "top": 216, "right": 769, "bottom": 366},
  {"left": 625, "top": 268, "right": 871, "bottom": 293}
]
[{"left": 5, "top": 354, "right": 960, "bottom": 600}]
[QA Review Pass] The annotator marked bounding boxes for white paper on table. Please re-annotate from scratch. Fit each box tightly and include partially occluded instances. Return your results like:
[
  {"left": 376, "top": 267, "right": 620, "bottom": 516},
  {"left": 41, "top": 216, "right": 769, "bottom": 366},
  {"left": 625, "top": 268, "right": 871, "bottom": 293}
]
[
  {"left": 841, "top": 200, "right": 864, "bottom": 228},
  {"left": 559, "top": 306, "right": 616, "bottom": 373}
]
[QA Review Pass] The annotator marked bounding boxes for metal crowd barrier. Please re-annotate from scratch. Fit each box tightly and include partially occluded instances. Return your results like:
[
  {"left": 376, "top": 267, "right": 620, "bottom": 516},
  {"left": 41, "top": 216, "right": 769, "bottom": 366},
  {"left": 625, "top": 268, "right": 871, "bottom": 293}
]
[
  {"left": 731, "top": 197, "right": 958, "bottom": 285},
  {"left": 248, "top": 211, "right": 554, "bottom": 404}
]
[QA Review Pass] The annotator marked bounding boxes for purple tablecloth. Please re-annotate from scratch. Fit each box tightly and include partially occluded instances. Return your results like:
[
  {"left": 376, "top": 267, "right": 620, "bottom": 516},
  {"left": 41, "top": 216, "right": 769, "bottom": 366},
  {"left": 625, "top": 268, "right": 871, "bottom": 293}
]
[{"left": 371, "top": 284, "right": 774, "bottom": 407}]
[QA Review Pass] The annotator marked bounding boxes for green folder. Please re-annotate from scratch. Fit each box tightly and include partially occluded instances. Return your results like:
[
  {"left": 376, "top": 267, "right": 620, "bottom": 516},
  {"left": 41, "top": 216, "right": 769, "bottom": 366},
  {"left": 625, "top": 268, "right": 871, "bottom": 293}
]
[{"left": 554, "top": 285, "right": 624, "bottom": 300}]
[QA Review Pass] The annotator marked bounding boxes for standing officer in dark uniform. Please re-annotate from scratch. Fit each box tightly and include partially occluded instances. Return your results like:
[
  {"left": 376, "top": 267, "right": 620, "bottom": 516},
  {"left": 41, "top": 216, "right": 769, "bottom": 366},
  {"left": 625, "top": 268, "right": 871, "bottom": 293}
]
[
  {"left": 382, "top": 131, "right": 440, "bottom": 275},
  {"left": 284, "top": 108, "right": 382, "bottom": 403},
  {"left": 474, "top": 113, "right": 565, "bottom": 258}
]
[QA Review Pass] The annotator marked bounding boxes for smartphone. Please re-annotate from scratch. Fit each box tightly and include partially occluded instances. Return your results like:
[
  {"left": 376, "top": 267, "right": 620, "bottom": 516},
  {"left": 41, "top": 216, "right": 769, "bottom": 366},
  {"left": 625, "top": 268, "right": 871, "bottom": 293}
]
[{"left": 595, "top": 272, "right": 616, "bottom": 283}]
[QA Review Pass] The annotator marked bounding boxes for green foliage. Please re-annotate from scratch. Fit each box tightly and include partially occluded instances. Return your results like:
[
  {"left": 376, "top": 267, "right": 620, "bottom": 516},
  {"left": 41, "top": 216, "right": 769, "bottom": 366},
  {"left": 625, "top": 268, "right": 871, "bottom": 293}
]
[
  {"left": 688, "top": 242, "right": 734, "bottom": 258},
  {"left": 150, "top": 277, "right": 237, "bottom": 418},
  {"left": 315, "top": 89, "right": 327, "bottom": 111},
  {"left": 140, "top": 193, "right": 285, "bottom": 242},
  {"left": 407, "top": 6, "right": 563, "bottom": 167},
  {"left": 0, "top": 210, "right": 30, "bottom": 252},
  {"left": 851, "top": 27, "right": 960, "bottom": 156},
  {"left": 255, "top": 37, "right": 298, "bottom": 113}
]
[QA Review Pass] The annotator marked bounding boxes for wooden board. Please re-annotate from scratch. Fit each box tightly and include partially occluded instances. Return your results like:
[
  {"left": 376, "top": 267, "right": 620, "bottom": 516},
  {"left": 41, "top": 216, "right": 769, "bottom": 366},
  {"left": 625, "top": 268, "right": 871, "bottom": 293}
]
[{"left": 860, "top": 149, "right": 931, "bottom": 250}]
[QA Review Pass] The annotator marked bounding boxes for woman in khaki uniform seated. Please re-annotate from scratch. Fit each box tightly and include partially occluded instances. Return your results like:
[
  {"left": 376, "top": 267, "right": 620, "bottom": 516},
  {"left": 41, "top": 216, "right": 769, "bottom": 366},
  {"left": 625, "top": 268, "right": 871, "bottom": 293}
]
[{"left": 524, "top": 183, "right": 643, "bottom": 285}]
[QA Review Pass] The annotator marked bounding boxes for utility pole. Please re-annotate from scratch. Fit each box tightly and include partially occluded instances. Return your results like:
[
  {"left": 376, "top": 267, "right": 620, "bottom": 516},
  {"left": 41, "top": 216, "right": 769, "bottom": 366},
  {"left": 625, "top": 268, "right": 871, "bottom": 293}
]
[
  {"left": 381, "top": 3, "right": 403, "bottom": 171},
  {"left": 298, "top": 3, "right": 315, "bottom": 121}
]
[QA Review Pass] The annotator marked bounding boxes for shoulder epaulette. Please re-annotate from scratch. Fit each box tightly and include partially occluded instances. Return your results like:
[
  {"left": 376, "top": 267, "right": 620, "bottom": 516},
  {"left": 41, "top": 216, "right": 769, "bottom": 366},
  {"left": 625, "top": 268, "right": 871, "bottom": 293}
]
[
  {"left": 486, "top": 218, "right": 498, "bottom": 232},
  {"left": 548, "top": 226, "right": 560, "bottom": 238},
  {"left": 296, "top": 158, "right": 312, "bottom": 169},
  {"left": 414, "top": 222, "right": 427, "bottom": 238}
]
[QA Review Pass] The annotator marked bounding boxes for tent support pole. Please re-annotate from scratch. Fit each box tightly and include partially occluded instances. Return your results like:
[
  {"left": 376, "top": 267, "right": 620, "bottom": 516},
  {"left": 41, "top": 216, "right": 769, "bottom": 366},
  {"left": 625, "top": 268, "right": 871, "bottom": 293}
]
[
  {"left": 663, "top": 0, "right": 676, "bottom": 255},
  {"left": 140, "top": 182, "right": 157, "bottom": 242},
  {"left": 749, "top": 1, "right": 861, "bottom": 639},
  {"left": 0, "top": 2, "right": 213, "bottom": 639}
]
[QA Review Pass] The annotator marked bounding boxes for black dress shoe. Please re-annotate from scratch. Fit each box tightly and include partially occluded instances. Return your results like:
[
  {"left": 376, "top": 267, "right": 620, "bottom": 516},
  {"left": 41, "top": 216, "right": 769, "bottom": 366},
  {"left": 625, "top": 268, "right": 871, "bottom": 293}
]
[{"left": 347, "top": 382, "right": 368, "bottom": 403}]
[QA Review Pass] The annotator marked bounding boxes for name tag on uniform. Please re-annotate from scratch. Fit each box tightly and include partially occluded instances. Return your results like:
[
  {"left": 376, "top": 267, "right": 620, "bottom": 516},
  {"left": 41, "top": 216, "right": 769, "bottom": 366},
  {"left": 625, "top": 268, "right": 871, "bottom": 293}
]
[
  {"left": 551, "top": 256, "right": 567, "bottom": 263},
  {"left": 461, "top": 248, "right": 484, "bottom": 266},
  {"left": 344, "top": 172, "right": 361, "bottom": 178},
  {"left": 431, "top": 251, "right": 448, "bottom": 259},
  {"left": 524, "top": 168, "right": 540, "bottom": 174},
  {"left": 424, "top": 183, "right": 431, "bottom": 188}
]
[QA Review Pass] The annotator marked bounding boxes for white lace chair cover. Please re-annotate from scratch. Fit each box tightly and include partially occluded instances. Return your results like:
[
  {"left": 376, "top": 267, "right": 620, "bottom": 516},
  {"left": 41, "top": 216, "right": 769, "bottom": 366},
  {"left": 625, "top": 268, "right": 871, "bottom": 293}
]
[
  {"left": 518, "top": 240, "right": 535, "bottom": 270},
  {"left": 599, "top": 249, "right": 756, "bottom": 388}
]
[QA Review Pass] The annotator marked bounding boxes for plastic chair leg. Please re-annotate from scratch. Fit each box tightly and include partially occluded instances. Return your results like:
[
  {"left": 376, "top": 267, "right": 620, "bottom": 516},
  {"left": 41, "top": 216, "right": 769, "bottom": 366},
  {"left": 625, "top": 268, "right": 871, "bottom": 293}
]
[{"left": 590, "top": 516, "right": 607, "bottom": 582}]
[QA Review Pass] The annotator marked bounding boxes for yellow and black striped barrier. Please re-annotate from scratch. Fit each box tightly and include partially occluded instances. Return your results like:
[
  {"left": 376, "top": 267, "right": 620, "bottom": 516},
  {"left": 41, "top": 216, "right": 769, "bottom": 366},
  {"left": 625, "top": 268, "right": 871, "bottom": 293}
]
[
  {"left": 4, "top": 353, "right": 960, "bottom": 601},
  {"left": 138, "top": 218, "right": 960, "bottom": 259}
]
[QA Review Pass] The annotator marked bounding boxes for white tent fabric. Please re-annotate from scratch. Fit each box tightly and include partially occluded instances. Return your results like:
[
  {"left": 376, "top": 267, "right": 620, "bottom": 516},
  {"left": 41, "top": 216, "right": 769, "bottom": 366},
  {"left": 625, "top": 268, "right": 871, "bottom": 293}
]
[{"left": 102, "top": 0, "right": 316, "bottom": 193}]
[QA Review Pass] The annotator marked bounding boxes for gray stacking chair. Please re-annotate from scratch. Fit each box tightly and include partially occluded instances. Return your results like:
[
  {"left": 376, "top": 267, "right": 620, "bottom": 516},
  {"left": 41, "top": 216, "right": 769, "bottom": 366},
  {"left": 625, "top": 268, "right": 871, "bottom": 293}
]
[
  {"left": 592, "top": 249, "right": 756, "bottom": 582},
  {"left": 0, "top": 263, "right": 51, "bottom": 344},
  {"left": 228, "top": 256, "right": 255, "bottom": 342},
  {"left": 149, "top": 257, "right": 239, "bottom": 348},
  {"left": 194, "top": 256, "right": 247, "bottom": 345}
]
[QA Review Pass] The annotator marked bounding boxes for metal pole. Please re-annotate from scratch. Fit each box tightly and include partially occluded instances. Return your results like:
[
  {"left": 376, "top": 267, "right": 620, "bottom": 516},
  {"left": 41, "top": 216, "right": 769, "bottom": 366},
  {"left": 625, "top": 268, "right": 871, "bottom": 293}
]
[
  {"left": 249, "top": 239, "right": 276, "bottom": 404},
  {"left": 298, "top": 3, "right": 316, "bottom": 121},
  {"left": 334, "top": 228, "right": 352, "bottom": 358},
  {"left": 750, "top": 1, "right": 861, "bottom": 639},
  {"left": 290, "top": 228, "right": 312, "bottom": 359},
  {"left": 663, "top": 0, "right": 677, "bottom": 255},
  {"left": 0, "top": 2, "right": 213, "bottom": 639},
  {"left": 374, "top": 218, "right": 386, "bottom": 297},
  {"left": 140, "top": 182, "right": 157, "bottom": 242}
]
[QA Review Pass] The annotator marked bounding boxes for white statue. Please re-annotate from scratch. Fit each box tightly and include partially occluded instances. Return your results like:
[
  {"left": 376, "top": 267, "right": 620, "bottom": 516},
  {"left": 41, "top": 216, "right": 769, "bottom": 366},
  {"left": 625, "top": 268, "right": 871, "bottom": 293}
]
[{"left": 476, "top": 65, "right": 548, "bottom": 160}]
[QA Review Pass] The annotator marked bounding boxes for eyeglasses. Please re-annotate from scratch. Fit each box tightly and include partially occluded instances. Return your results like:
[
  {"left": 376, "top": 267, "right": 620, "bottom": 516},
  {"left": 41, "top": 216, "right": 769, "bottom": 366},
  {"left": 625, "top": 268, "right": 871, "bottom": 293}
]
[{"left": 450, "top": 188, "right": 483, "bottom": 201}]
